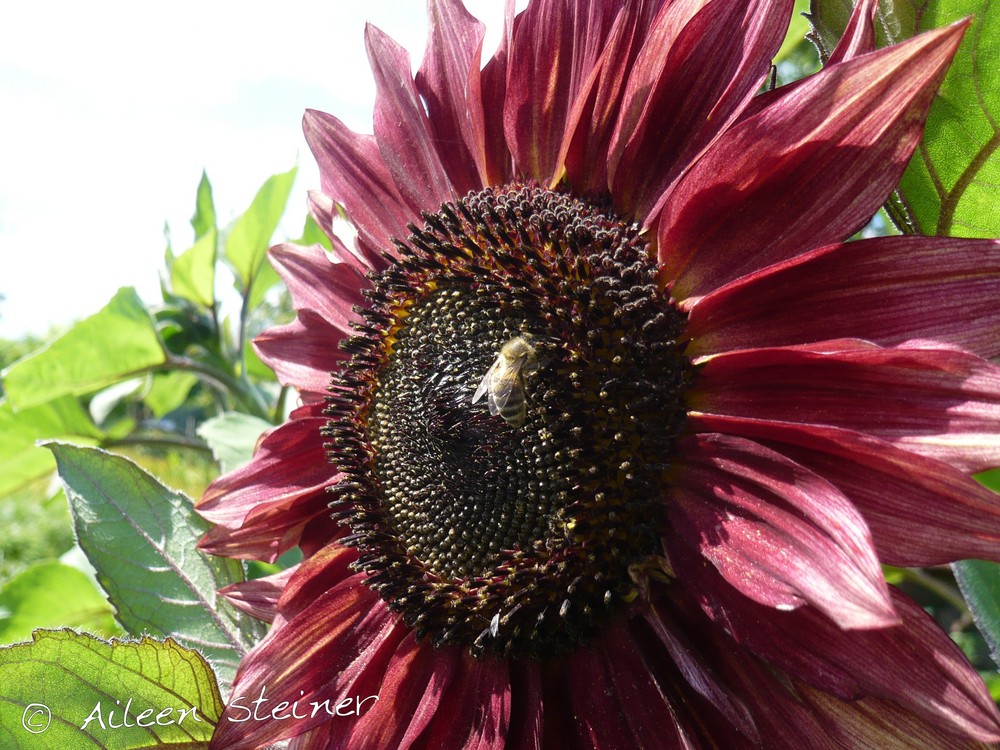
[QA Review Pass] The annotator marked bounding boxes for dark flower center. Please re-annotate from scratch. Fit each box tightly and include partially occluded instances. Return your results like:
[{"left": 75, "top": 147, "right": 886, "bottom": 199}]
[{"left": 326, "top": 184, "right": 692, "bottom": 658}]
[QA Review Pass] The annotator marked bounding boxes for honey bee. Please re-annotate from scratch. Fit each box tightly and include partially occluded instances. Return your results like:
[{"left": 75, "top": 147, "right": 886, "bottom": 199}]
[{"left": 472, "top": 335, "right": 539, "bottom": 427}]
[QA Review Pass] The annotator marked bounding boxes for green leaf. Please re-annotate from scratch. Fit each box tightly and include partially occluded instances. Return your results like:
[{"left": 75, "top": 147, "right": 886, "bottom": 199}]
[
  {"left": 244, "top": 256, "right": 282, "bottom": 313},
  {"left": 46, "top": 442, "right": 266, "bottom": 688},
  {"left": 809, "top": 0, "right": 1000, "bottom": 236},
  {"left": 170, "top": 227, "right": 217, "bottom": 308},
  {"left": 777, "top": 0, "right": 812, "bottom": 63},
  {"left": 294, "top": 213, "right": 334, "bottom": 250},
  {"left": 225, "top": 167, "right": 297, "bottom": 293},
  {"left": 0, "top": 630, "right": 222, "bottom": 749},
  {"left": 0, "top": 562, "right": 120, "bottom": 644},
  {"left": 0, "top": 398, "right": 102, "bottom": 497},
  {"left": 143, "top": 371, "right": 199, "bottom": 418},
  {"left": 953, "top": 559, "right": 1000, "bottom": 669},
  {"left": 190, "top": 170, "right": 216, "bottom": 240},
  {"left": 197, "top": 412, "right": 272, "bottom": 473},
  {"left": 1, "top": 288, "right": 166, "bottom": 410},
  {"left": 244, "top": 341, "right": 279, "bottom": 383}
]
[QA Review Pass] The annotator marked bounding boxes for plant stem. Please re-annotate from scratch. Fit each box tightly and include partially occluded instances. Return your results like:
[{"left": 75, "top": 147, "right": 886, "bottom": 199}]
[
  {"left": 165, "top": 355, "right": 271, "bottom": 421},
  {"left": 104, "top": 434, "right": 214, "bottom": 455},
  {"left": 901, "top": 567, "right": 971, "bottom": 616}
]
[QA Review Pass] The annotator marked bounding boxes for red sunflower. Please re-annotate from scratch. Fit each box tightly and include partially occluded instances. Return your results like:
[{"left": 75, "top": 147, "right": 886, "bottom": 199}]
[{"left": 198, "top": 0, "right": 1000, "bottom": 747}]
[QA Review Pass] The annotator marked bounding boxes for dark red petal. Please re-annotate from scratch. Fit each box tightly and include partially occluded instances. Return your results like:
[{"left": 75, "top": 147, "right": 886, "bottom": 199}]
[
  {"left": 420, "top": 656, "right": 511, "bottom": 749},
  {"left": 686, "top": 236, "right": 1000, "bottom": 359},
  {"left": 506, "top": 663, "right": 544, "bottom": 750},
  {"left": 274, "top": 543, "right": 356, "bottom": 622},
  {"left": 196, "top": 415, "right": 333, "bottom": 561},
  {"left": 474, "top": 0, "right": 515, "bottom": 186},
  {"left": 253, "top": 311, "right": 348, "bottom": 397},
  {"left": 735, "top": 0, "right": 878, "bottom": 123},
  {"left": 503, "top": 0, "right": 620, "bottom": 183},
  {"left": 219, "top": 566, "right": 295, "bottom": 623},
  {"left": 302, "top": 109, "right": 413, "bottom": 255},
  {"left": 672, "top": 433, "right": 894, "bottom": 628},
  {"left": 644, "top": 602, "right": 757, "bottom": 739},
  {"left": 306, "top": 190, "right": 388, "bottom": 273},
  {"left": 685, "top": 558, "right": 1000, "bottom": 744},
  {"left": 705, "top": 623, "right": 989, "bottom": 749},
  {"left": 800, "top": 685, "right": 999, "bottom": 749},
  {"left": 694, "top": 342, "right": 1000, "bottom": 473},
  {"left": 827, "top": 0, "right": 878, "bottom": 64},
  {"left": 344, "top": 636, "right": 461, "bottom": 750},
  {"left": 556, "top": 0, "right": 663, "bottom": 197},
  {"left": 269, "top": 243, "right": 367, "bottom": 329},
  {"left": 415, "top": 0, "right": 487, "bottom": 196},
  {"left": 209, "top": 576, "right": 394, "bottom": 750},
  {"left": 367, "top": 24, "right": 455, "bottom": 212},
  {"left": 566, "top": 621, "right": 689, "bottom": 749},
  {"left": 690, "top": 414, "right": 1000, "bottom": 566},
  {"left": 658, "top": 21, "right": 968, "bottom": 300},
  {"left": 609, "top": 0, "right": 792, "bottom": 219},
  {"left": 700, "top": 632, "right": 834, "bottom": 748},
  {"left": 197, "top": 488, "right": 329, "bottom": 562}
]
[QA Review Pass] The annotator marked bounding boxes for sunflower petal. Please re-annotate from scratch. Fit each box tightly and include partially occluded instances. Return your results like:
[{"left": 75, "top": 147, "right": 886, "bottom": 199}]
[
  {"left": 671, "top": 433, "right": 895, "bottom": 629},
  {"left": 344, "top": 635, "right": 460, "bottom": 750},
  {"left": 694, "top": 342, "right": 1000, "bottom": 473},
  {"left": 254, "top": 311, "right": 348, "bottom": 396},
  {"left": 209, "top": 575, "right": 396, "bottom": 750},
  {"left": 303, "top": 109, "right": 413, "bottom": 258},
  {"left": 686, "top": 236, "right": 1000, "bottom": 359},
  {"left": 503, "top": 0, "right": 620, "bottom": 183},
  {"left": 687, "top": 568, "right": 1000, "bottom": 744},
  {"left": 196, "top": 411, "right": 333, "bottom": 561},
  {"left": 420, "top": 657, "right": 511, "bottom": 750},
  {"left": 566, "top": 622, "right": 690, "bottom": 749},
  {"left": 416, "top": 0, "right": 488, "bottom": 197},
  {"left": 557, "top": 0, "right": 664, "bottom": 196},
  {"left": 219, "top": 566, "right": 295, "bottom": 623},
  {"left": 366, "top": 23, "right": 456, "bottom": 213},
  {"left": 691, "top": 414, "right": 1000, "bottom": 566},
  {"left": 659, "top": 20, "right": 968, "bottom": 300},
  {"left": 473, "top": 0, "right": 515, "bottom": 186},
  {"left": 269, "top": 243, "right": 368, "bottom": 331},
  {"left": 609, "top": 0, "right": 792, "bottom": 218}
]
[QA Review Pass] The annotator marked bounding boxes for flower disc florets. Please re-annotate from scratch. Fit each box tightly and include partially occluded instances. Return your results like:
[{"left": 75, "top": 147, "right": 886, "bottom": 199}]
[{"left": 325, "top": 184, "right": 692, "bottom": 658}]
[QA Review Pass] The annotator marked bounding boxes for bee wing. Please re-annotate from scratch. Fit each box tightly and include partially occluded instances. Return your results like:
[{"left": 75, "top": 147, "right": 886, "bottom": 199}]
[
  {"left": 472, "top": 358, "right": 499, "bottom": 405},
  {"left": 487, "top": 371, "right": 518, "bottom": 417}
]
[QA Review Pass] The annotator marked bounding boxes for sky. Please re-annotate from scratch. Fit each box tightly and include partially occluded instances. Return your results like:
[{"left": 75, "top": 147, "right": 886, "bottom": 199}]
[{"left": 0, "top": 0, "right": 514, "bottom": 339}]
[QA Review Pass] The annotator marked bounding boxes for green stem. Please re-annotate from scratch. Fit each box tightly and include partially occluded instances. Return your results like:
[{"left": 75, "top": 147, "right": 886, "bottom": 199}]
[
  {"left": 274, "top": 385, "right": 290, "bottom": 424},
  {"left": 104, "top": 433, "right": 213, "bottom": 455},
  {"left": 900, "top": 567, "right": 971, "bottom": 616},
  {"left": 164, "top": 355, "right": 271, "bottom": 421}
]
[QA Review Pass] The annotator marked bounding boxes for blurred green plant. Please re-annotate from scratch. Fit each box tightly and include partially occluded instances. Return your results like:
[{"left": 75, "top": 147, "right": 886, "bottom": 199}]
[{"left": 0, "top": 168, "right": 330, "bottom": 505}]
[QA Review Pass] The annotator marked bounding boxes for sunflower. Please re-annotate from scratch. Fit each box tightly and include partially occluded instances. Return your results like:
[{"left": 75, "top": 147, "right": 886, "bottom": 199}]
[{"left": 198, "top": 0, "right": 1000, "bottom": 747}]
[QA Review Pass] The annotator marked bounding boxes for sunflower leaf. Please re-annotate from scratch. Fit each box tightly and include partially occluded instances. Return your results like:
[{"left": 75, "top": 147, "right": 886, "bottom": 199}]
[
  {"left": 170, "top": 227, "right": 217, "bottom": 309},
  {"left": 0, "top": 288, "right": 167, "bottom": 410},
  {"left": 953, "top": 559, "right": 1000, "bottom": 669},
  {"left": 0, "top": 630, "right": 222, "bottom": 748},
  {"left": 46, "top": 442, "right": 265, "bottom": 689},
  {"left": 0, "top": 561, "right": 121, "bottom": 644},
  {"left": 0, "top": 397, "right": 103, "bottom": 497},
  {"left": 191, "top": 169, "right": 217, "bottom": 240},
  {"left": 225, "top": 167, "right": 297, "bottom": 295},
  {"left": 809, "top": 0, "right": 1000, "bottom": 236},
  {"left": 197, "top": 412, "right": 273, "bottom": 473},
  {"left": 143, "top": 371, "right": 199, "bottom": 418}
]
